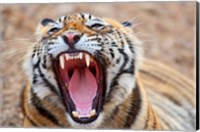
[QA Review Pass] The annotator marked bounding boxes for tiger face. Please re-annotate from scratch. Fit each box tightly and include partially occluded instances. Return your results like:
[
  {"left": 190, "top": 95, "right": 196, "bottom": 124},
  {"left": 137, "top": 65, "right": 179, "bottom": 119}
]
[{"left": 24, "top": 13, "right": 142, "bottom": 128}]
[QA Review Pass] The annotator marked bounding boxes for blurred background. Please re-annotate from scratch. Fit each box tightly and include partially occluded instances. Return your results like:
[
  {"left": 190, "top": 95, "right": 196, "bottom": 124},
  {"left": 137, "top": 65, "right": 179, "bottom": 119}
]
[{"left": 0, "top": 2, "right": 196, "bottom": 127}]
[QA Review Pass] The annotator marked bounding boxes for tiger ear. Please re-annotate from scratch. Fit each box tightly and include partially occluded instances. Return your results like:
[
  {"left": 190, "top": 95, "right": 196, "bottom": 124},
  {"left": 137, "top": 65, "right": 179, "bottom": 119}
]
[
  {"left": 41, "top": 18, "right": 55, "bottom": 26},
  {"left": 35, "top": 18, "right": 56, "bottom": 39},
  {"left": 122, "top": 21, "right": 132, "bottom": 27}
]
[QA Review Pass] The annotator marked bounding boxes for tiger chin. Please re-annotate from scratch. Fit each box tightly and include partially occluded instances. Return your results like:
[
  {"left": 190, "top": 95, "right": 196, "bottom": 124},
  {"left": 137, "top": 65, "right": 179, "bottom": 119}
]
[{"left": 22, "top": 13, "right": 195, "bottom": 130}]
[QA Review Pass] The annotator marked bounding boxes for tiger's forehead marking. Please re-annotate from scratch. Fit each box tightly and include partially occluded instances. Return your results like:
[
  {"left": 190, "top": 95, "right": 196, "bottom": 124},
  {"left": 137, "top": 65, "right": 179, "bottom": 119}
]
[
  {"left": 64, "top": 14, "right": 85, "bottom": 30},
  {"left": 52, "top": 14, "right": 96, "bottom": 37}
]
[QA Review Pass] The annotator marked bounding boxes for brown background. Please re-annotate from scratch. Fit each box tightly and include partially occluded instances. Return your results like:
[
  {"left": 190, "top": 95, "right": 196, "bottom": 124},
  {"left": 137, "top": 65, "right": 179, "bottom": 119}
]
[{"left": 0, "top": 2, "right": 196, "bottom": 127}]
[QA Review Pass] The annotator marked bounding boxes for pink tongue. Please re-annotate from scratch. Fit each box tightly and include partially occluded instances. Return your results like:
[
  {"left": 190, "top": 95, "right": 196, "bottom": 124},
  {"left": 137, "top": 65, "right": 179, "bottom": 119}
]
[{"left": 68, "top": 68, "right": 97, "bottom": 116}]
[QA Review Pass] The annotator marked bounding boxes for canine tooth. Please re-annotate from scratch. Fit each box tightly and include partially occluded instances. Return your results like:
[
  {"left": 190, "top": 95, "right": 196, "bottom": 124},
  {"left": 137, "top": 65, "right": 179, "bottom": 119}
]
[
  {"left": 85, "top": 54, "right": 90, "bottom": 67},
  {"left": 59, "top": 56, "right": 65, "bottom": 69},
  {"left": 90, "top": 109, "right": 96, "bottom": 116},
  {"left": 72, "top": 111, "right": 79, "bottom": 118},
  {"left": 80, "top": 53, "right": 83, "bottom": 59}
]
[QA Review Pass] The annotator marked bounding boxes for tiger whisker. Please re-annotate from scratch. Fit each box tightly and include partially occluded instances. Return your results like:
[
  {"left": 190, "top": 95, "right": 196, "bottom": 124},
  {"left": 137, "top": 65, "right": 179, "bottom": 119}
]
[
  {"left": 3, "top": 45, "right": 33, "bottom": 52},
  {"left": 11, "top": 56, "right": 26, "bottom": 67},
  {"left": 2, "top": 45, "right": 34, "bottom": 51},
  {"left": 131, "top": 22, "right": 143, "bottom": 29},
  {"left": 1, "top": 38, "right": 36, "bottom": 44},
  {"left": 1, "top": 42, "right": 36, "bottom": 48},
  {"left": 2, "top": 50, "right": 30, "bottom": 60}
]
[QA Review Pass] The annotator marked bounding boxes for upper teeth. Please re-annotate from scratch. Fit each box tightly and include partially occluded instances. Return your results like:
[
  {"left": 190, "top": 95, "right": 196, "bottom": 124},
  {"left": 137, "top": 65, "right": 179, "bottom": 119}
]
[
  {"left": 59, "top": 56, "right": 65, "bottom": 69},
  {"left": 65, "top": 54, "right": 69, "bottom": 60},
  {"left": 80, "top": 52, "right": 83, "bottom": 59},
  {"left": 85, "top": 54, "right": 90, "bottom": 67},
  {"left": 60, "top": 53, "right": 92, "bottom": 68}
]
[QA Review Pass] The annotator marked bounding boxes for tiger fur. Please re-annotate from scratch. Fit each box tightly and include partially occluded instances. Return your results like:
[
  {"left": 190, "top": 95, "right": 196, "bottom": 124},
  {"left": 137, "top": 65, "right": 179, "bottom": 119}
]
[{"left": 22, "top": 13, "right": 195, "bottom": 130}]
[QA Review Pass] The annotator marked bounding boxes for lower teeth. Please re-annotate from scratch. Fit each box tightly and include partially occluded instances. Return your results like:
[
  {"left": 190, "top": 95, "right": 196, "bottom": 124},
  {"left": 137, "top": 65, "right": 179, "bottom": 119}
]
[
  {"left": 72, "top": 109, "right": 96, "bottom": 118},
  {"left": 72, "top": 111, "right": 79, "bottom": 118}
]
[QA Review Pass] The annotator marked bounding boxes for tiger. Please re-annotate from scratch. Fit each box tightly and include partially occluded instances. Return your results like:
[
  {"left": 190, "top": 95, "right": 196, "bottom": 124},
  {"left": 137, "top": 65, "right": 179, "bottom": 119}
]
[{"left": 22, "top": 13, "right": 196, "bottom": 129}]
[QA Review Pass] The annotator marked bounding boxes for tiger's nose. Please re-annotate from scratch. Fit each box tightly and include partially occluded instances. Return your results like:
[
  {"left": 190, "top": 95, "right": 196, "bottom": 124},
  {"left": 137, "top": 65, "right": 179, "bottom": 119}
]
[{"left": 62, "top": 31, "right": 81, "bottom": 47}]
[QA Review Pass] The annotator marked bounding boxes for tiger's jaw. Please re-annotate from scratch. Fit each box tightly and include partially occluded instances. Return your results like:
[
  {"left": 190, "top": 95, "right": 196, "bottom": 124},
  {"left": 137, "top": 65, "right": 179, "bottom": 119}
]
[{"left": 54, "top": 51, "right": 104, "bottom": 124}]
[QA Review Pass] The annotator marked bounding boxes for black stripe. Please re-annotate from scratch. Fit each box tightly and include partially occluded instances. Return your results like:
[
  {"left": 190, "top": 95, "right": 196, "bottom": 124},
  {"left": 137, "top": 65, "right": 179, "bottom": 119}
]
[
  {"left": 109, "top": 105, "right": 120, "bottom": 121},
  {"left": 26, "top": 116, "right": 37, "bottom": 126},
  {"left": 37, "top": 66, "right": 59, "bottom": 96},
  {"left": 63, "top": 16, "right": 67, "bottom": 21},
  {"left": 106, "top": 59, "right": 134, "bottom": 103},
  {"left": 161, "top": 93, "right": 181, "bottom": 105},
  {"left": 125, "top": 36, "right": 135, "bottom": 54},
  {"left": 21, "top": 83, "right": 27, "bottom": 117},
  {"left": 31, "top": 88, "right": 60, "bottom": 126},
  {"left": 33, "top": 75, "right": 37, "bottom": 84},
  {"left": 33, "top": 57, "right": 41, "bottom": 69},
  {"left": 21, "top": 83, "right": 38, "bottom": 126},
  {"left": 124, "top": 59, "right": 135, "bottom": 74},
  {"left": 115, "top": 30, "right": 125, "bottom": 48},
  {"left": 116, "top": 57, "right": 121, "bottom": 64},
  {"left": 123, "top": 82, "right": 141, "bottom": 128},
  {"left": 88, "top": 14, "right": 92, "bottom": 19},
  {"left": 141, "top": 70, "right": 193, "bottom": 103},
  {"left": 80, "top": 13, "right": 85, "bottom": 19},
  {"left": 141, "top": 62, "right": 194, "bottom": 93},
  {"left": 37, "top": 49, "right": 40, "bottom": 56},
  {"left": 144, "top": 105, "right": 150, "bottom": 128},
  {"left": 48, "top": 42, "right": 54, "bottom": 45},
  {"left": 118, "top": 49, "right": 129, "bottom": 70},
  {"left": 42, "top": 55, "right": 47, "bottom": 69},
  {"left": 152, "top": 110, "right": 157, "bottom": 129},
  {"left": 33, "top": 58, "right": 59, "bottom": 95},
  {"left": 97, "top": 56, "right": 108, "bottom": 108},
  {"left": 147, "top": 89, "right": 186, "bottom": 120},
  {"left": 109, "top": 49, "right": 114, "bottom": 58},
  {"left": 58, "top": 17, "right": 62, "bottom": 22},
  {"left": 32, "top": 46, "right": 37, "bottom": 58}
]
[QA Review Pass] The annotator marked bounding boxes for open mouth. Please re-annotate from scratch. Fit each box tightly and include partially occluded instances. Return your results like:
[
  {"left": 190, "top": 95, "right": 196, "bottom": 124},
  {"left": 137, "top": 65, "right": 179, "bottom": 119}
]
[{"left": 54, "top": 51, "right": 103, "bottom": 124}]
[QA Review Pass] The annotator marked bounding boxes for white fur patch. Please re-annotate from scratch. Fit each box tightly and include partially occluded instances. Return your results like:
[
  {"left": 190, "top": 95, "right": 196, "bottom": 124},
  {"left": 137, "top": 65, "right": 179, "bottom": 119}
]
[
  {"left": 118, "top": 73, "right": 135, "bottom": 94},
  {"left": 33, "top": 85, "right": 52, "bottom": 99}
]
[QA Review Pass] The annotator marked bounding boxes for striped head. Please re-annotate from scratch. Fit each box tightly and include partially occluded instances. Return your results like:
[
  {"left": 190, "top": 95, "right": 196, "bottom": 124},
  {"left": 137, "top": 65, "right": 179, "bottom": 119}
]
[{"left": 24, "top": 13, "right": 142, "bottom": 128}]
